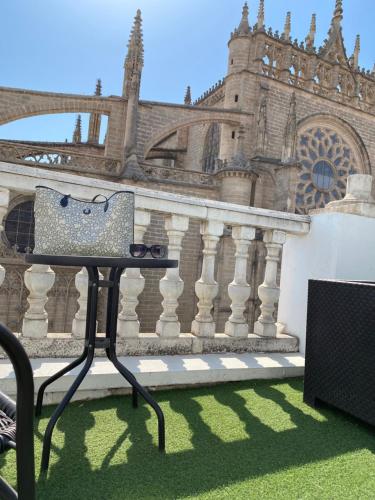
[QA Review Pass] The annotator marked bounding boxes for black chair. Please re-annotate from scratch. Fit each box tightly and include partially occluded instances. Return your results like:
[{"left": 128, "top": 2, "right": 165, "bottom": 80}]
[{"left": 0, "top": 324, "right": 35, "bottom": 499}]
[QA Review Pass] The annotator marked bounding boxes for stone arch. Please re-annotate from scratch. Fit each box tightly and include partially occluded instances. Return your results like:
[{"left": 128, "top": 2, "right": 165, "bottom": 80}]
[
  {"left": 295, "top": 113, "right": 371, "bottom": 213},
  {"left": 0, "top": 89, "right": 113, "bottom": 127},
  {"left": 144, "top": 117, "right": 241, "bottom": 160},
  {"left": 0, "top": 104, "right": 110, "bottom": 127}
]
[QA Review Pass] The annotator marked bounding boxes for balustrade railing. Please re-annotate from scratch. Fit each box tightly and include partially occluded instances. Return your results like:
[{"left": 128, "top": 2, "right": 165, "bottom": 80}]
[
  {"left": 0, "top": 141, "right": 122, "bottom": 177},
  {"left": 0, "top": 162, "right": 310, "bottom": 356}
]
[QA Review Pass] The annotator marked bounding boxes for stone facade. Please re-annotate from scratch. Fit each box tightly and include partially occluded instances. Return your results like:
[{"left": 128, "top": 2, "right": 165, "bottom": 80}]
[{"left": 0, "top": 0, "right": 373, "bottom": 335}]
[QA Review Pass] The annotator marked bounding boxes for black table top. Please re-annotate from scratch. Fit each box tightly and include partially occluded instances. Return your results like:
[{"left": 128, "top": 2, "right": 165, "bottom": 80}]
[{"left": 25, "top": 254, "right": 178, "bottom": 269}]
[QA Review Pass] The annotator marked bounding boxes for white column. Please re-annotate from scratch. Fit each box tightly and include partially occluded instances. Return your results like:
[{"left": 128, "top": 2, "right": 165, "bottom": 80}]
[
  {"left": 22, "top": 264, "right": 55, "bottom": 338},
  {"left": 117, "top": 209, "right": 151, "bottom": 337},
  {"left": 156, "top": 214, "right": 189, "bottom": 337},
  {"left": 225, "top": 226, "right": 256, "bottom": 337},
  {"left": 71, "top": 267, "right": 103, "bottom": 338},
  {"left": 72, "top": 268, "right": 88, "bottom": 338},
  {"left": 191, "top": 220, "right": 224, "bottom": 337},
  {"left": 254, "top": 229, "right": 286, "bottom": 337},
  {"left": 0, "top": 189, "right": 10, "bottom": 288}
]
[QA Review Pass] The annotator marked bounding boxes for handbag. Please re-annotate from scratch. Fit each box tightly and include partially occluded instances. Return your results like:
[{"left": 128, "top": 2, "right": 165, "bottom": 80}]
[{"left": 33, "top": 186, "right": 134, "bottom": 257}]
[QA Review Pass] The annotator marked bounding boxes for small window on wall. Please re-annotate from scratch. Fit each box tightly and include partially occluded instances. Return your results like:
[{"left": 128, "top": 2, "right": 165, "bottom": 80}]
[
  {"left": 234, "top": 95, "right": 239, "bottom": 103},
  {"left": 4, "top": 201, "right": 35, "bottom": 253},
  {"left": 232, "top": 131, "right": 236, "bottom": 139},
  {"left": 231, "top": 59, "right": 234, "bottom": 65}
]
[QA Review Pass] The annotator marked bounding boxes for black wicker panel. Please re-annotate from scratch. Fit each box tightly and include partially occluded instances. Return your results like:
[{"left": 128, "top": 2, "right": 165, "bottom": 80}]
[{"left": 304, "top": 279, "right": 375, "bottom": 426}]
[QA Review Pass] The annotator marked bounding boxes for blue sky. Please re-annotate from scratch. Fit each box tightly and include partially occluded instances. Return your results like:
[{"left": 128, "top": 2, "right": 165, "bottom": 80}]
[{"left": 0, "top": 0, "right": 374, "bottom": 142}]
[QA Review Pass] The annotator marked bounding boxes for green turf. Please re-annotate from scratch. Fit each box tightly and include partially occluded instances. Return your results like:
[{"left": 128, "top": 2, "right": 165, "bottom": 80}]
[{"left": 1, "top": 378, "right": 374, "bottom": 499}]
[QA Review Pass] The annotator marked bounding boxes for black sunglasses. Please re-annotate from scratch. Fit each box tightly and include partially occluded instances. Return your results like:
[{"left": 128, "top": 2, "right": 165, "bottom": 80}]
[{"left": 130, "top": 244, "right": 167, "bottom": 259}]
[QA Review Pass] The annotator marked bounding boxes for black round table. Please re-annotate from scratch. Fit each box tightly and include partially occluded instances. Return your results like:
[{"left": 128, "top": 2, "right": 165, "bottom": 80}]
[{"left": 25, "top": 254, "right": 178, "bottom": 472}]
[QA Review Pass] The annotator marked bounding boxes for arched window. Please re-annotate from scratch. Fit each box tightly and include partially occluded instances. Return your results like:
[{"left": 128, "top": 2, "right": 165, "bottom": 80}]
[
  {"left": 4, "top": 200, "right": 35, "bottom": 253},
  {"left": 202, "top": 123, "right": 221, "bottom": 173}
]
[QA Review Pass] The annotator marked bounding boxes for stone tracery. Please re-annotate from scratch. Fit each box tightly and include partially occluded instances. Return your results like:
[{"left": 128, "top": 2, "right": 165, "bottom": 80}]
[{"left": 296, "top": 126, "right": 359, "bottom": 213}]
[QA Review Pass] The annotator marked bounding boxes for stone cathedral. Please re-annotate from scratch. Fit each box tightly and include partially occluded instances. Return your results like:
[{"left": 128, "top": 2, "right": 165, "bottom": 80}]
[{"left": 0, "top": 0, "right": 373, "bottom": 335}]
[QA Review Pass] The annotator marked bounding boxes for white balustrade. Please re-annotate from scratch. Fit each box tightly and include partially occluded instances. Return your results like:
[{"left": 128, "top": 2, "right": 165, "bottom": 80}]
[
  {"left": 225, "top": 226, "right": 256, "bottom": 337},
  {"left": 117, "top": 209, "right": 151, "bottom": 337},
  {"left": 22, "top": 264, "right": 55, "bottom": 338},
  {"left": 254, "top": 230, "right": 286, "bottom": 337},
  {"left": 156, "top": 214, "right": 189, "bottom": 337},
  {"left": 191, "top": 220, "right": 224, "bottom": 337},
  {"left": 0, "top": 164, "right": 310, "bottom": 346}
]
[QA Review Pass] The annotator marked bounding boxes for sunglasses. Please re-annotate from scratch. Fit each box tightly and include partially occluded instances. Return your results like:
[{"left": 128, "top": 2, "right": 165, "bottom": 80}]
[{"left": 129, "top": 244, "right": 167, "bottom": 259}]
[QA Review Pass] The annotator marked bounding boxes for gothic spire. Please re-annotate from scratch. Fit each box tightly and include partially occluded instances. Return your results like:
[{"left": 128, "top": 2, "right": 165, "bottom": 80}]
[
  {"left": 88, "top": 79, "right": 102, "bottom": 144},
  {"left": 320, "top": 0, "right": 347, "bottom": 64},
  {"left": 184, "top": 86, "right": 192, "bottom": 105},
  {"left": 353, "top": 34, "right": 360, "bottom": 70},
  {"left": 333, "top": 0, "right": 343, "bottom": 26},
  {"left": 256, "top": 0, "right": 265, "bottom": 31},
  {"left": 72, "top": 114, "right": 82, "bottom": 143},
  {"left": 238, "top": 2, "right": 250, "bottom": 35},
  {"left": 123, "top": 9, "right": 144, "bottom": 98},
  {"left": 282, "top": 12, "right": 291, "bottom": 41},
  {"left": 95, "top": 78, "right": 102, "bottom": 96},
  {"left": 305, "top": 14, "right": 316, "bottom": 50}
]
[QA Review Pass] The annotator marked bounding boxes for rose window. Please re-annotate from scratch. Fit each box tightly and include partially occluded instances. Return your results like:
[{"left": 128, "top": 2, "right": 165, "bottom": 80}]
[{"left": 296, "top": 127, "right": 358, "bottom": 213}]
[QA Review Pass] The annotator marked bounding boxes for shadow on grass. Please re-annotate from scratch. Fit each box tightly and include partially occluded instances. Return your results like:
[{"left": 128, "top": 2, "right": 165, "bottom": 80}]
[{"left": 35, "top": 379, "right": 374, "bottom": 500}]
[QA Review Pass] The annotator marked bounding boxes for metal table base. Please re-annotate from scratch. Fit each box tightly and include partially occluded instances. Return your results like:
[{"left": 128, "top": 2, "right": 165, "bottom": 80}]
[{"left": 25, "top": 255, "right": 177, "bottom": 472}]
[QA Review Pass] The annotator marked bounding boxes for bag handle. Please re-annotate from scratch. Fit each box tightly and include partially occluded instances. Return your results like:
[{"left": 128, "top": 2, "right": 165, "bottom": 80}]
[{"left": 91, "top": 194, "right": 109, "bottom": 212}]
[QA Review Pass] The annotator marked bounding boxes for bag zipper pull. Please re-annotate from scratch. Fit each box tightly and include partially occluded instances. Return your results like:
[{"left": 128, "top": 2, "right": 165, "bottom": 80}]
[{"left": 60, "top": 195, "right": 70, "bottom": 207}]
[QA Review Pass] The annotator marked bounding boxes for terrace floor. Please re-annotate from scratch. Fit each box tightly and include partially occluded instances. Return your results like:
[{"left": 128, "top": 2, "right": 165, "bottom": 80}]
[{"left": 1, "top": 378, "right": 374, "bottom": 499}]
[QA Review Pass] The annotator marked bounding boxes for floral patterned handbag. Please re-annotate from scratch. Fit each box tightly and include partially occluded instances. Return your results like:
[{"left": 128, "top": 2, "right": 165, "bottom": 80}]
[{"left": 33, "top": 186, "right": 134, "bottom": 257}]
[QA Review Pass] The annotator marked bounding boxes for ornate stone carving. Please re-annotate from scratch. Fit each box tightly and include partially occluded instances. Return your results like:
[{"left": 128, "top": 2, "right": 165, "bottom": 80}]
[
  {"left": 281, "top": 93, "right": 297, "bottom": 163},
  {"left": 296, "top": 126, "right": 359, "bottom": 213},
  {"left": 0, "top": 141, "right": 122, "bottom": 177},
  {"left": 255, "top": 96, "right": 268, "bottom": 155}
]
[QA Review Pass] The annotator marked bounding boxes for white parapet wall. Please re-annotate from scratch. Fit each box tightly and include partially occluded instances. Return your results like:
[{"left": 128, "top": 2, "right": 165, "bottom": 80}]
[{"left": 278, "top": 211, "right": 375, "bottom": 354}]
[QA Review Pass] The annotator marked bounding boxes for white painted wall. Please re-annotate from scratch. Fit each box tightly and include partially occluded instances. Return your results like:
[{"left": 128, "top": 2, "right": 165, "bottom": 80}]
[{"left": 278, "top": 212, "right": 375, "bottom": 354}]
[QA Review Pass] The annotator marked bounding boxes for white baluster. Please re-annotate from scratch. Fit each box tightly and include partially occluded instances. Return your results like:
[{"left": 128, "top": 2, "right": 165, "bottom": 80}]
[
  {"left": 0, "top": 189, "right": 9, "bottom": 290},
  {"left": 254, "top": 230, "right": 286, "bottom": 337},
  {"left": 191, "top": 220, "right": 224, "bottom": 337},
  {"left": 72, "top": 268, "right": 88, "bottom": 338},
  {"left": 156, "top": 214, "right": 189, "bottom": 337},
  {"left": 22, "top": 264, "right": 55, "bottom": 338},
  {"left": 72, "top": 267, "right": 103, "bottom": 338},
  {"left": 117, "top": 209, "right": 151, "bottom": 337},
  {"left": 225, "top": 226, "right": 256, "bottom": 337}
]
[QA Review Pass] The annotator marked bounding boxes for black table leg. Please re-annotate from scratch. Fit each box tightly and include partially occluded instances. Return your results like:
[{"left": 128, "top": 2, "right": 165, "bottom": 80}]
[
  {"left": 105, "top": 267, "right": 138, "bottom": 409},
  {"left": 35, "top": 348, "right": 88, "bottom": 417},
  {"left": 40, "top": 267, "right": 99, "bottom": 472},
  {"left": 40, "top": 348, "right": 95, "bottom": 472},
  {"left": 105, "top": 267, "right": 165, "bottom": 451},
  {"left": 109, "top": 353, "right": 165, "bottom": 451}
]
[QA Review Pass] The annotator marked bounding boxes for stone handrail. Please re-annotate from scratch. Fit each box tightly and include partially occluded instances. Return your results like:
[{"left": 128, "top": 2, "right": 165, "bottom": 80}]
[
  {"left": 0, "top": 141, "right": 122, "bottom": 177},
  {"left": 0, "top": 162, "right": 310, "bottom": 357}
]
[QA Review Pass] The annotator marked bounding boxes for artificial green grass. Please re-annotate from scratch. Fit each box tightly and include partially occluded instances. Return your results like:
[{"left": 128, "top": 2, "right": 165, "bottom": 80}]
[{"left": 1, "top": 378, "right": 374, "bottom": 499}]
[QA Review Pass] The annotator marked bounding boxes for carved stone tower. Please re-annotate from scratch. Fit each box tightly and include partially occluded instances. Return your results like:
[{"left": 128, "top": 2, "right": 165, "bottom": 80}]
[{"left": 122, "top": 9, "right": 145, "bottom": 179}]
